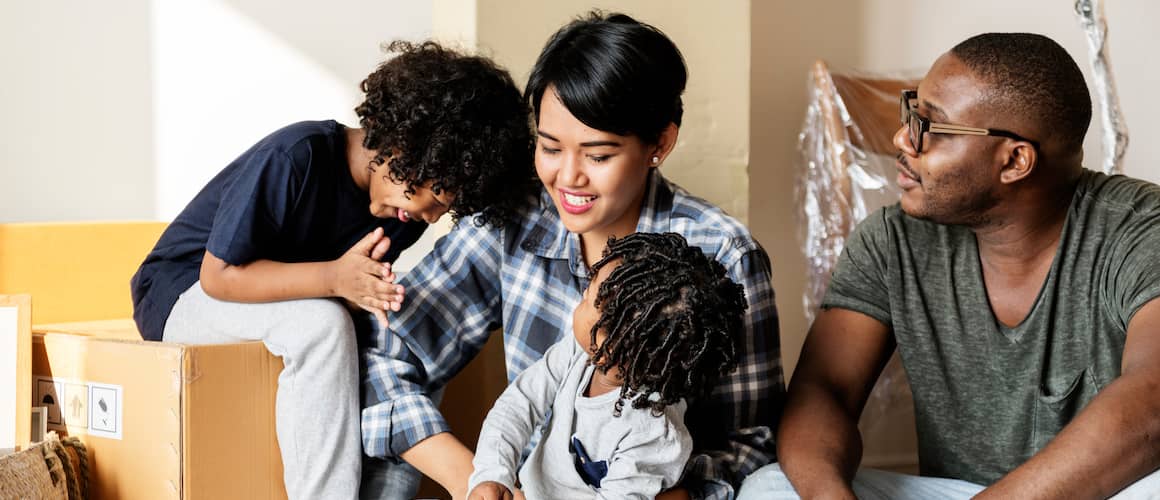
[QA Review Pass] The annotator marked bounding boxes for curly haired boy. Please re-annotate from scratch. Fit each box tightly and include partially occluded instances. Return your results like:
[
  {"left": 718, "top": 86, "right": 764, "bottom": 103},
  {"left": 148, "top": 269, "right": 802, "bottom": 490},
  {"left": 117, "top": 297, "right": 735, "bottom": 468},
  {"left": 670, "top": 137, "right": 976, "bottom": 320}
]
[{"left": 130, "top": 41, "right": 535, "bottom": 499}]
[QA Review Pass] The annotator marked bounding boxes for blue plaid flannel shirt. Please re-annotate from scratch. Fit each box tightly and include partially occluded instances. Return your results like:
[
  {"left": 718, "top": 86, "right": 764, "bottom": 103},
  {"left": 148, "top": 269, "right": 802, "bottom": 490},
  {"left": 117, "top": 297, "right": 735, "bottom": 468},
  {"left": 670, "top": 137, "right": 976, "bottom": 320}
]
[{"left": 361, "top": 171, "right": 785, "bottom": 499}]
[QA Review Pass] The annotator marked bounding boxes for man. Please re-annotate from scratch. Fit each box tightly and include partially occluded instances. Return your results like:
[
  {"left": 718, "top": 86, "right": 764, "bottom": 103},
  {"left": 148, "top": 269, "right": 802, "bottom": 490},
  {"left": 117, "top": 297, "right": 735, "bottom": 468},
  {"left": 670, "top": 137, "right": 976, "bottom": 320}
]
[{"left": 741, "top": 33, "right": 1160, "bottom": 499}]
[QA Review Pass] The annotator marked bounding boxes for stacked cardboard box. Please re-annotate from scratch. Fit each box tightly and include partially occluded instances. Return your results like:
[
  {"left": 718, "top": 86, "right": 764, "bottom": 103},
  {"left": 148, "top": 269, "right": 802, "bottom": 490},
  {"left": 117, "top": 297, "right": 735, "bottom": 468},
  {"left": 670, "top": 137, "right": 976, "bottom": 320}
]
[
  {"left": 33, "top": 320, "right": 286, "bottom": 499},
  {"left": 3, "top": 223, "right": 287, "bottom": 499}
]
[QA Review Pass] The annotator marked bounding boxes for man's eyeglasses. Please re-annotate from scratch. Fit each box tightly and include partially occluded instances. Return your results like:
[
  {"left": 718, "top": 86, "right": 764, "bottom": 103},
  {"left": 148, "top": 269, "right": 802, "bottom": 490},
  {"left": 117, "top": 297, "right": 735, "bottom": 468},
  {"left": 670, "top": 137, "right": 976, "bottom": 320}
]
[{"left": 899, "top": 90, "right": 1039, "bottom": 153}]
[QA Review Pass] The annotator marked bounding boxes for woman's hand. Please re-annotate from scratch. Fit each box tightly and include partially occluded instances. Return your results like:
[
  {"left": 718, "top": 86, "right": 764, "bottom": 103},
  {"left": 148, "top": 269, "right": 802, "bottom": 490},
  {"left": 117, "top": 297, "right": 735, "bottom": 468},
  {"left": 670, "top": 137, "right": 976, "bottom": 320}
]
[
  {"left": 467, "top": 481, "right": 512, "bottom": 500},
  {"left": 326, "top": 227, "right": 404, "bottom": 325}
]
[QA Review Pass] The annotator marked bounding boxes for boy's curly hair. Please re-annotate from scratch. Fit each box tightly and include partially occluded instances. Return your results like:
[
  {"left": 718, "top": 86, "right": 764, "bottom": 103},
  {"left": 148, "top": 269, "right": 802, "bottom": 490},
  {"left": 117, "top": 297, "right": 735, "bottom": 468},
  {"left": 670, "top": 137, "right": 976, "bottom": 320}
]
[
  {"left": 587, "top": 232, "right": 747, "bottom": 417},
  {"left": 356, "top": 41, "right": 537, "bottom": 227}
]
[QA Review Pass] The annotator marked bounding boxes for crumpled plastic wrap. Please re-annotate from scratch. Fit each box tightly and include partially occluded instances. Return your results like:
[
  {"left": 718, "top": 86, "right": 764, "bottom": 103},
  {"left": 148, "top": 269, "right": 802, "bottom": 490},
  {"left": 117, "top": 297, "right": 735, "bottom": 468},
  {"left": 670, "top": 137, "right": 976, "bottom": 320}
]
[
  {"left": 796, "top": 61, "right": 917, "bottom": 428},
  {"left": 1076, "top": 0, "right": 1129, "bottom": 174}
]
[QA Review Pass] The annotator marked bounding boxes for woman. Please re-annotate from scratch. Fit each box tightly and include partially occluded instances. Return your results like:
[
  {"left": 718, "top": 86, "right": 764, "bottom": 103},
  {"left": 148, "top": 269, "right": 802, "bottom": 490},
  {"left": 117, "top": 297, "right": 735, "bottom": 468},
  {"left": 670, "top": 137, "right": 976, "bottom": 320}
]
[{"left": 360, "top": 12, "right": 784, "bottom": 500}]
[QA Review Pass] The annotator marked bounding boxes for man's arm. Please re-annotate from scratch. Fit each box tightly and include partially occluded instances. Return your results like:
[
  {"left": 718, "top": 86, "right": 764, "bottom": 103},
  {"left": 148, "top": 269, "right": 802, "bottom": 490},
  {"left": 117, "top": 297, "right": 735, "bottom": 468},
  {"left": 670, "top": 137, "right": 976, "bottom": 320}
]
[
  {"left": 979, "top": 298, "right": 1160, "bottom": 499},
  {"left": 777, "top": 307, "right": 895, "bottom": 500}
]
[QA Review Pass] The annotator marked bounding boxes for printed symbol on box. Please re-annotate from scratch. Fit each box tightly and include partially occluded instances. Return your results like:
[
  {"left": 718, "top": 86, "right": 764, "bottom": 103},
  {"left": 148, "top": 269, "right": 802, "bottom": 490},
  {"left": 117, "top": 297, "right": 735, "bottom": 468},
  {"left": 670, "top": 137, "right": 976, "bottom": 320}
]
[
  {"left": 64, "top": 382, "right": 88, "bottom": 428},
  {"left": 34, "top": 378, "right": 64, "bottom": 426},
  {"left": 90, "top": 387, "right": 116, "bottom": 432},
  {"left": 88, "top": 383, "right": 122, "bottom": 439}
]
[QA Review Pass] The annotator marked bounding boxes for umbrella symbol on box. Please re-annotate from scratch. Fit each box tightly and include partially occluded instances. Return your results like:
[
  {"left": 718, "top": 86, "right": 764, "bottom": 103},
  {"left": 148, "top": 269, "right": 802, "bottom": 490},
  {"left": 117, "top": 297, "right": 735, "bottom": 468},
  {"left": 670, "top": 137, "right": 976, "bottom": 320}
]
[
  {"left": 35, "top": 379, "right": 63, "bottom": 426},
  {"left": 97, "top": 398, "right": 109, "bottom": 426},
  {"left": 88, "top": 384, "right": 121, "bottom": 437}
]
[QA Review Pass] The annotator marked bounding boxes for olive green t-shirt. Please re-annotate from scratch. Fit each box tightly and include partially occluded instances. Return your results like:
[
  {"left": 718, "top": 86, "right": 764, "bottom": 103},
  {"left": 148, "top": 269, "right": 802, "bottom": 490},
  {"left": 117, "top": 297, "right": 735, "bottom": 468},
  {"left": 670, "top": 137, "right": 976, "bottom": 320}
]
[{"left": 822, "top": 170, "right": 1160, "bottom": 485}]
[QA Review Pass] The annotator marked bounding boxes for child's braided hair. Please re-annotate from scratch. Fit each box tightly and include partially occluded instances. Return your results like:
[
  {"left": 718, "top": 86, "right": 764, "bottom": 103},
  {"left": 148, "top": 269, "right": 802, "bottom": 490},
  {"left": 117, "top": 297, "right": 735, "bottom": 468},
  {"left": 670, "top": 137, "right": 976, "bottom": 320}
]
[{"left": 587, "top": 232, "right": 746, "bottom": 416}]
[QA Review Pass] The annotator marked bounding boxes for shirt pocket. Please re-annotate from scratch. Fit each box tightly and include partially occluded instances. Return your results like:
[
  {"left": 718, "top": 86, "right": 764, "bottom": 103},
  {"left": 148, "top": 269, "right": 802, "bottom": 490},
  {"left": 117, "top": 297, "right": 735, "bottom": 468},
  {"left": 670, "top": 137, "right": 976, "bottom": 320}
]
[{"left": 1032, "top": 366, "right": 1100, "bottom": 452}]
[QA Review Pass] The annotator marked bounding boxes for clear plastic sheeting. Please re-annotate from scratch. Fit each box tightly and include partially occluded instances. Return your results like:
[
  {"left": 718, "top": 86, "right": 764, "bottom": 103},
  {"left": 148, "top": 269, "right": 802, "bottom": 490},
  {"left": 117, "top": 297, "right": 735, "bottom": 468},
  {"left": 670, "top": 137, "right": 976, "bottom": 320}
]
[
  {"left": 796, "top": 61, "right": 918, "bottom": 437},
  {"left": 797, "top": 60, "right": 913, "bottom": 324},
  {"left": 1076, "top": 0, "right": 1129, "bottom": 174}
]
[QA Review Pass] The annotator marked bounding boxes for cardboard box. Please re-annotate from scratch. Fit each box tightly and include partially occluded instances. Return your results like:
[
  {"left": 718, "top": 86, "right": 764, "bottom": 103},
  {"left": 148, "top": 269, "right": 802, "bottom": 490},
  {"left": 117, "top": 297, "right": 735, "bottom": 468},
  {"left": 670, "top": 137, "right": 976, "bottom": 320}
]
[
  {"left": 33, "top": 319, "right": 286, "bottom": 499},
  {"left": 1, "top": 295, "right": 31, "bottom": 454}
]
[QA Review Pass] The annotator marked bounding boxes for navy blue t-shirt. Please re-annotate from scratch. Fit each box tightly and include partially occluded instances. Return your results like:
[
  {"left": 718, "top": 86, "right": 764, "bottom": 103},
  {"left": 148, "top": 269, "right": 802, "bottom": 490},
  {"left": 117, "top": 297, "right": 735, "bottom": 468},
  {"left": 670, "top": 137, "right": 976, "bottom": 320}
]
[{"left": 130, "top": 120, "right": 427, "bottom": 341}]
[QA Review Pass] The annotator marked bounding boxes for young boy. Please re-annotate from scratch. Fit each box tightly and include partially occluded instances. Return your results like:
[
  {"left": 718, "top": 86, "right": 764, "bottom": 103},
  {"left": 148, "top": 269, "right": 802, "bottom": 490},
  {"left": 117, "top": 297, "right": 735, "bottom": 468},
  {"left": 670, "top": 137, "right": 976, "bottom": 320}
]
[
  {"left": 129, "top": 41, "right": 535, "bottom": 499},
  {"left": 467, "top": 232, "right": 747, "bottom": 499}
]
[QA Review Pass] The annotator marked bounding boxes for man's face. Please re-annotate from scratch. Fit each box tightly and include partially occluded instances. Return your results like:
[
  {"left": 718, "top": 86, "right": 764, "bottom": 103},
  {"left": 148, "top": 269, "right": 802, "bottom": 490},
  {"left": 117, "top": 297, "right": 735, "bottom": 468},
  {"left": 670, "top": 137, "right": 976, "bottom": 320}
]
[{"left": 892, "top": 53, "right": 1007, "bottom": 226}]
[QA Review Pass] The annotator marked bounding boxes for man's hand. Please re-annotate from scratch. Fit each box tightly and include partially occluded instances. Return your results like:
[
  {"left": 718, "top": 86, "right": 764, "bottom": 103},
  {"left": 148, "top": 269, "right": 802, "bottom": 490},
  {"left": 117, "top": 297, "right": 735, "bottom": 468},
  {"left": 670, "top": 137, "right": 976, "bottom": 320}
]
[
  {"left": 467, "top": 481, "right": 512, "bottom": 500},
  {"left": 326, "top": 227, "right": 403, "bottom": 326}
]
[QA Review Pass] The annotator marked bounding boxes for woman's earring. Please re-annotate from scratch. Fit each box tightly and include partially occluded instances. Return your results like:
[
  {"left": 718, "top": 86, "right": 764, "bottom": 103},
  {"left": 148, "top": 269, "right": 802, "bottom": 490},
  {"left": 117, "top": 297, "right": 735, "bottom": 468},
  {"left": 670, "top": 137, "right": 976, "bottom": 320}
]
[{"left": 651, "top": 156, "right": 660, "bottom": 165}]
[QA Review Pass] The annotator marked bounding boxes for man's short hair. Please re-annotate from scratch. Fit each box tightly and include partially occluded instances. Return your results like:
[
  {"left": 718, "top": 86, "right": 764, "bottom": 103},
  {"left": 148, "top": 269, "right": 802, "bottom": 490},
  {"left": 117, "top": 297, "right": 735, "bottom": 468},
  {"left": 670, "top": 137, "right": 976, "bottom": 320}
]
[{"left": 951, "top": 33, "right": 1092, "bottom": 151}]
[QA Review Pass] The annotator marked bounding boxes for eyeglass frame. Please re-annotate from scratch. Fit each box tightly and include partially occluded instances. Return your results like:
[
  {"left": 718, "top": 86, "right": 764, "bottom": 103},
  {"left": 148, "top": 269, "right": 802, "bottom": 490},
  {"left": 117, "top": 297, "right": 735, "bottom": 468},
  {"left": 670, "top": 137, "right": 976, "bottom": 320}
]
[{"left": 899, "top": 90, "right": 1039, "bottom": 154}]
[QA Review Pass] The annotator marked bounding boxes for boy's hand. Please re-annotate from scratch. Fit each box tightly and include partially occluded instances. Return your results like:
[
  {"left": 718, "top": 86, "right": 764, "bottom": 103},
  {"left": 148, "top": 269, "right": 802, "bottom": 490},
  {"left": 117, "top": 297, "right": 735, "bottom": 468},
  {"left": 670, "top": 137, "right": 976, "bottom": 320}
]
[
  {"left": 327, "top": 227, "right": 404, "bottom": 326},
  {"left": 468, "top": 482, "right": 512, "bottom": 500}
]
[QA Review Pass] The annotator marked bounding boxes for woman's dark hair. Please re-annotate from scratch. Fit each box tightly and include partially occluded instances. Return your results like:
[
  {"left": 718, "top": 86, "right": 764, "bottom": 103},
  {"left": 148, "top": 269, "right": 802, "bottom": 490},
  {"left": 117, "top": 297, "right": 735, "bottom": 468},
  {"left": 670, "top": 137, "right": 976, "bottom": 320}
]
[
  {"left": 588, "top": 232, "right": 746, "bottom": 417},
  {"left": 525, "top": 11, "right": 687, "bottom": 145},
  {"left": 356, "top": 40, "right": 537, "bottom": 227}
]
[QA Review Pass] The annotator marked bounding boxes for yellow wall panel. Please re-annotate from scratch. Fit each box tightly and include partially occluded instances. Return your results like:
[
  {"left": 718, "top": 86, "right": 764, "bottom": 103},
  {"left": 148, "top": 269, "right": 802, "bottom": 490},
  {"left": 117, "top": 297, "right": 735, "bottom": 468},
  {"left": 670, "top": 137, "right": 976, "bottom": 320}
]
[{"left": 0, "top": 222, "right": 166, "bottom": 325}]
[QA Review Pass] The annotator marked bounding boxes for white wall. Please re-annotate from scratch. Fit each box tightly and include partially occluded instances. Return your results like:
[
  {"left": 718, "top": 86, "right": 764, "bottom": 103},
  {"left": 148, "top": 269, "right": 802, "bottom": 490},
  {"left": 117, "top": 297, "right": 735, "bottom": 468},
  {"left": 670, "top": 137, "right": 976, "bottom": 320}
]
[
  {"left": 1, "top": 0, "right": 432, "bottom": 224},
  {"left": 153, "top": 0, "right": 432, "bottom": 220},
  {"left": 1, "top": 1, "right": 155, "bottom": 222}
]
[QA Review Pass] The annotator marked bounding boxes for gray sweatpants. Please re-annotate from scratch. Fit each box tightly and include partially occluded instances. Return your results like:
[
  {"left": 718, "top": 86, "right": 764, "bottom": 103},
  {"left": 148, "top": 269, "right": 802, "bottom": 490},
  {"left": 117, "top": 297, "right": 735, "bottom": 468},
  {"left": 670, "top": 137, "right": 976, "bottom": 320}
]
[{"left": 164, "top": 282, "right": 362, "bottom": 500}]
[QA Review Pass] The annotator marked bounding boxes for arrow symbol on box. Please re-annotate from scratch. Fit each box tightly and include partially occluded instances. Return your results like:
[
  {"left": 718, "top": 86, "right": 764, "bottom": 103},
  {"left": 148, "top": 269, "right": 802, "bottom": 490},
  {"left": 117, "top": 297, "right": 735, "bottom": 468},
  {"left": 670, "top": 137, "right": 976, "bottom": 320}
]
[{"left": 71, "top": 395, "right": 83, "bottom": 418}]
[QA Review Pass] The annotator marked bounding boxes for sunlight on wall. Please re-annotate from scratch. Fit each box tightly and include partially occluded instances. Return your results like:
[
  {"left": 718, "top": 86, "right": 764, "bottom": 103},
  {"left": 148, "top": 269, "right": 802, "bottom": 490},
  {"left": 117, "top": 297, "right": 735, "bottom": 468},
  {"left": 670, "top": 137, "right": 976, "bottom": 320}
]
[{"left": 152, "top": 1, "right": 357, "bottom": 219}]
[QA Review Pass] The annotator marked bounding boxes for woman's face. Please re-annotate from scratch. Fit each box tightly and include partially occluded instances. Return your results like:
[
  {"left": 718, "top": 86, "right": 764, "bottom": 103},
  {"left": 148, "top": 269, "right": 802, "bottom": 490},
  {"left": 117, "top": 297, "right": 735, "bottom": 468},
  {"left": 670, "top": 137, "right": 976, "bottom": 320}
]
[{"left": 535, "top": 87, "right": 658, "bottom": 241}]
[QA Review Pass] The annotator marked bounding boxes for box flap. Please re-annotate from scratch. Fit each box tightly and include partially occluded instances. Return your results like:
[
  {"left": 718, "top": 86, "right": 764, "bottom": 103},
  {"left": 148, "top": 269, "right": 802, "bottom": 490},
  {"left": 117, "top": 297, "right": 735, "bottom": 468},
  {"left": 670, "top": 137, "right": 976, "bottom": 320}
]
[{"left": 34, "top": 319, "right": 142, "bottom": 340}]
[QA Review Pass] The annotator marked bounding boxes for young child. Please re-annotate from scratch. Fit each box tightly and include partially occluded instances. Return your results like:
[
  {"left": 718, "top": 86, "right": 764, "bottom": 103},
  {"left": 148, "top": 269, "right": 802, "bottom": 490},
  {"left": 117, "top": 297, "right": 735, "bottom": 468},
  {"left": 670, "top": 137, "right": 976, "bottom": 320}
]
[
  {"left": 130, "top": 41, "right": 534, "bottom": 499},
  {"left": 467, "top": 232, "right": 748, "bottom": 499}
]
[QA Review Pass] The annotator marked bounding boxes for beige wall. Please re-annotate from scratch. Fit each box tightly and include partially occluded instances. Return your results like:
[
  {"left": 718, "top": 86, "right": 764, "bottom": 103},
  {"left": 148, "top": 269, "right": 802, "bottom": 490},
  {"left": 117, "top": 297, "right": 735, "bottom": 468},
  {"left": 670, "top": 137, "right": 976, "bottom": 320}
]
[{"left": 467, "top": 0, "right": 752, "bottom": 221}]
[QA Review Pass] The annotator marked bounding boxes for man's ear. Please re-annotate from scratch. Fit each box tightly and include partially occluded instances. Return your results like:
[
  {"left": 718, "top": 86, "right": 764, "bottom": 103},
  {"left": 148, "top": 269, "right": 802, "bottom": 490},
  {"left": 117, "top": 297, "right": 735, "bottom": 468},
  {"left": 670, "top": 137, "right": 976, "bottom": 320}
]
[
  {"left": 999, "top": 141, "right": 1037, "bottom": 184},
  {"left": 650, "top": 123, "right": 680, "bottom": 167}
]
